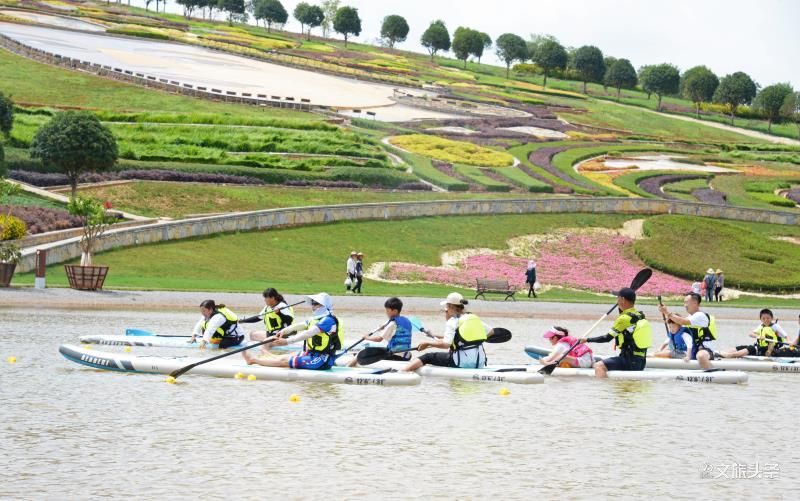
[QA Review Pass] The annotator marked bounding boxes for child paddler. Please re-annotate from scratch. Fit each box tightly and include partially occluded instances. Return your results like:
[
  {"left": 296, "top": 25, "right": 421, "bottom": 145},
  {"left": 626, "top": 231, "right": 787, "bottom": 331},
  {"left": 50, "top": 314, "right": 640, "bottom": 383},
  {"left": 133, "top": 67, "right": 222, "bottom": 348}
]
[
  {"left": 242, "top": 293, "right": 342, "bottom": 370},
  {"left": 653, "top": 319, "right": 690, "bottom": 359},
  {"left": 238, "top": 287, "right": 294, "bottom": 344},
  {"left": 721, "top": 309, "right": 798, "bottom": 359},
  {"left": 190, "top": 300, "right": 246, "bottom": 349},
  {"left": 348, "top": 297, "right": 413, "bottom": 367},
  {"left": 401, "top": 292, "right": 493, "bottom": 371},
  {"left": 579, "top": 287, "right": 653, "bottom": 377},
  {"left": 538, "top": 326, "right": 594, "bottom": 368},
  {"left": 657, "top": 292, "right": 716, "bottom": 369}
]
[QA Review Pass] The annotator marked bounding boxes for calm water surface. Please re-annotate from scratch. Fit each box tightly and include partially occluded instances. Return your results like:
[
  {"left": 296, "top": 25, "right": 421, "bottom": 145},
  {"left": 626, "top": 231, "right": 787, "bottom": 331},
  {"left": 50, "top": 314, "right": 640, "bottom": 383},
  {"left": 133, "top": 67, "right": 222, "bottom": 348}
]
[{"left": 1, "top": 307, "right": 797, "bottom": 499}]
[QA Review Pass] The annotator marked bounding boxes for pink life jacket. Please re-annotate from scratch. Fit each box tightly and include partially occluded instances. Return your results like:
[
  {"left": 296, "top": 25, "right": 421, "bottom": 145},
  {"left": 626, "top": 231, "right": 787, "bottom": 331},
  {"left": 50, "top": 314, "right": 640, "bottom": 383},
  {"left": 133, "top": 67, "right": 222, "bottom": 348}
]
[{"left": 560, "top": 336, "right": 592, "bottom": 359}]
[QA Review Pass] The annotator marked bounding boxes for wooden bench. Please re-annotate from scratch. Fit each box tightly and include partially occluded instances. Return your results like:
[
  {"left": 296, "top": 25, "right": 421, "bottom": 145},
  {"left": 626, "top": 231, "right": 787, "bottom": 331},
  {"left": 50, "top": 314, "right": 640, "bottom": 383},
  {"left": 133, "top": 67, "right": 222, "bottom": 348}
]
[{"left": 475, "top": 279, "right": 516, "bottom": 301}]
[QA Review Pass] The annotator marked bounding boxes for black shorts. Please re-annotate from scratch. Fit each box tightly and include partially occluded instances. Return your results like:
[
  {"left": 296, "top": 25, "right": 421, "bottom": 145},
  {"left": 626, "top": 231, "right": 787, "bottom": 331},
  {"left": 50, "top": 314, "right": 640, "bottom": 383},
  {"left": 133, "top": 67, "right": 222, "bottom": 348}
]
[
  {"left": 735, "top": 345, "right": 759, "bottom": 356},
  {"left": 218, "top": 335, "right": 244, "bottom": 349},
  {"left": 386, "top": 353, "right": 412, "bottom": 361},
  {"left": 419, "top": 351, "right": 455, "bottom": 367},
  {"left": 600, "top": 355, "right": 646, "bottom": 371}
]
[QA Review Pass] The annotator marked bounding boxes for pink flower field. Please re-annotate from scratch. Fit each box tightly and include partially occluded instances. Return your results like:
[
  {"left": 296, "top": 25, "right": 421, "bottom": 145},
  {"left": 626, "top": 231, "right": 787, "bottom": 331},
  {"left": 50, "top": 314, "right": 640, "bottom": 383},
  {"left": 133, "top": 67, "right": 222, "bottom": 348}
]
[{"left": 383, "top": 233, "right": 690, "bottom": 296}]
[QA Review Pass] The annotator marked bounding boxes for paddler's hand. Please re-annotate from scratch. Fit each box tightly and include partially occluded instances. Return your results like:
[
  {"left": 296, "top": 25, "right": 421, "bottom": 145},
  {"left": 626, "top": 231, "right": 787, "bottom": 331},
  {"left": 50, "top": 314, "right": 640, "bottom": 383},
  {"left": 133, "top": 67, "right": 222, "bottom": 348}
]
[
  {"left": 189, "top": 336, "right": 197, "bottom": 344},
  {"left": 272, "top": 338, "right": 288, "bottom": 347},
  {"left": 657, "top": 305, "right": 668, "bottom": 316},
  {"left": 198, "top": 340, "right": 207, "bottom": 350},
  {"left": 417, "top": 341, "right": 430, "bottom": 351},
  {"left": 682, "top": 354, "right": 690, "bottom": 363},
  {"left": 578, "top": 337, "right": 587, "bottom": 344},
  {"left": 275, "top": 329, "right": 286, "bottom": 339}
]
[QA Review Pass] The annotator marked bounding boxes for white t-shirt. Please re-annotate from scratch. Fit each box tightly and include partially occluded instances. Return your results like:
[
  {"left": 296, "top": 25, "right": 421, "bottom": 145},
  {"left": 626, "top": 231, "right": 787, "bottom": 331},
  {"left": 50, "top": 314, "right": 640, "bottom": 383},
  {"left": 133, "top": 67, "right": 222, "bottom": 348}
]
[
  {"left": 688, "top": 311, "right": 717, "bottom": 351},
  {"left": 443, "top": 315, "right": 491, "bottom": 368},
  {"left": 192, "top": 313, "right": 244, "bottom": 343},
  {"left": 753, "top": 322, "right": 789, "bottom": 340}
]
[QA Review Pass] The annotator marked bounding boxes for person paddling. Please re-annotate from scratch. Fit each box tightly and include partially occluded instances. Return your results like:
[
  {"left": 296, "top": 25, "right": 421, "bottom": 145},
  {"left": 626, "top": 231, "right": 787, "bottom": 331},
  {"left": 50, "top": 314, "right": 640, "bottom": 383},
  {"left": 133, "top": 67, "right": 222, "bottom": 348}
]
[
  {"left": 348, "top": 297, "right": 412, "bottom": 367},
  {"left": 239, "top": 288, "right": 294, "bottom": 344},
  {"left": 658, "top": 292, "right": 716, "bottom": 369},
  {"left": 190, "top": 300, "right": 246, "bottom": 349},
  {"left": 653, "top": 319, "right": 691, "bottom": 359},
  {"left": 578, "top": 287, "right": 652, "bottom": 377},
  {"left": 242, "top": 293, "right": 342, "bottom": 370},
  {"left": 721, "top": 309, "right": 797, "bottom": 359},
  {"left": 538, "top": 326, "right": 594, "bottom": 368},
  {"left": 401, "top": 292, "right": 493, "bottom": 371}
]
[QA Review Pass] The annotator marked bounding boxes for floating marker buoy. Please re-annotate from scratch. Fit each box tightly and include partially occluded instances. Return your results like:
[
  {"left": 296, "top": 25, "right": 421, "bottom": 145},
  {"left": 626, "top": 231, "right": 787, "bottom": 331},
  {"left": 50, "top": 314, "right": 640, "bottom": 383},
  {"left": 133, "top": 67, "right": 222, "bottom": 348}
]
[
  {"left": 499, "top": 387, "right": 510, "bottom": 396},
  {"left": 166, "top": 376, "right": 176, "bottom": 384},
  {"left": 124, "top": 346, "right": 132, "bottom": 353},
  {"left": 289, "top": 394, "right": 300, "bottom": 403},
  {"left": 6, "top": 356, "right": 17, "bottom": 364},
  {"left": 234, "top": 372, "right": 244, "bottom": 379},
  {"left": 247, "top": 374, "right": 257, "bottom": 381}
]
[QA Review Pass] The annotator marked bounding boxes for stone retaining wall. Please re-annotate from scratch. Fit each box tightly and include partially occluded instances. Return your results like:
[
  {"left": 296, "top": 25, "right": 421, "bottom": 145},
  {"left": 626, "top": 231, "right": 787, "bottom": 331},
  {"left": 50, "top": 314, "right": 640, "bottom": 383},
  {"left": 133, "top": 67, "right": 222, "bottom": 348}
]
[{"left": 17, "top": 198, "right": 799, "bottom": 272}]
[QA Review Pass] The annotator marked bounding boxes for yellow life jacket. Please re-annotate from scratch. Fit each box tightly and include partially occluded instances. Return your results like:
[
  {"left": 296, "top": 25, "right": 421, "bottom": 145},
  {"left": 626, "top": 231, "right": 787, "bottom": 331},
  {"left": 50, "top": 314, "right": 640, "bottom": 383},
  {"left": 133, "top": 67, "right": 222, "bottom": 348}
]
[
  {"left": 264, "top": 305, "right": 294, "bottom": 332},
  {"left": 450, "top": 314, "right": 488, "bottom": 351},
  {"left": 615, "top": 310, "right": 652, "bottom": 357},
  {"left": 304, "top": 314, "right": 344, "bottom": 355},
  {"left": 756, "top": 325, "right": 781, "bottom": 348},
  {"left": 202, "top": 307, "right": 238, "bottom": 344},
  {"left": 687, "top": 312, "right": 717, "bottom": 348}
]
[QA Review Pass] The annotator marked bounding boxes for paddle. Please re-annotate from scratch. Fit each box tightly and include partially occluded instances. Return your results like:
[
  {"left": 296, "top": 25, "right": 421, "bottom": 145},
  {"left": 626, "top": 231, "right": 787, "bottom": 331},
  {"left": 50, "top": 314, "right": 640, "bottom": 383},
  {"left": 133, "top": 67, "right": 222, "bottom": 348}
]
[
  {"left": 126, "top": 328, "right": 194, "bottom": 338},
  {"left": 409, "top": 316, "right": 434, "bottom": 338},
  {"left": 334, "top": 320, "right": 391, "bottom": 360},
  {"left": 168, "top": 336, "right": 278, "bottom": 380},
  {"left": 539, "top": 268, "right": 653, "bottom": 375},
  {"left": 356, "top": 328, "right": 512, "bottom": 366}
]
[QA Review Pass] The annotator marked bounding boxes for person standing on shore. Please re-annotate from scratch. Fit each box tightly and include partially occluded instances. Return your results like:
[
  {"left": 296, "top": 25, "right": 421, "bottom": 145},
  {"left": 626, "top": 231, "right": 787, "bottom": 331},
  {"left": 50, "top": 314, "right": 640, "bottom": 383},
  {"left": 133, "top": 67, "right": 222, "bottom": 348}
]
[
  {"left": 714, "top": 269, "right": 724, "bottom": 302},
  {"left": 346, "top": 251, "right": 357, "bottom": 293},
  {"left": 525, "top": 260, "right": 537, "bottom": 298},
  {"left": 352, "top": 252, "right": 364, "bottom": 294},
  {"left": 703, "top": 268, "right": 716, "bottom": 302}
]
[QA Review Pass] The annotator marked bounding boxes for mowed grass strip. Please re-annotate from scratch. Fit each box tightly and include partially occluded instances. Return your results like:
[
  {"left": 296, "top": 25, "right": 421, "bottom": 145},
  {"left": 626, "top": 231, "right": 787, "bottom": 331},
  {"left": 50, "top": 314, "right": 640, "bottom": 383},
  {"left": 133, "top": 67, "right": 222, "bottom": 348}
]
[{"left": 635, "top": 215, "right": 800, "bottom": 292}]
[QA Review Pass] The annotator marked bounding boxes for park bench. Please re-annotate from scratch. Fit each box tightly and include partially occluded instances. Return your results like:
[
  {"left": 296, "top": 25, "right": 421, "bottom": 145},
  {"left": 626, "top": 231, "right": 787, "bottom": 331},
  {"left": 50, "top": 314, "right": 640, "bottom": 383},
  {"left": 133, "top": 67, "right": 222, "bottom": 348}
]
[{"left": 475, "top": 279, "right": 516, "bottom": 301}]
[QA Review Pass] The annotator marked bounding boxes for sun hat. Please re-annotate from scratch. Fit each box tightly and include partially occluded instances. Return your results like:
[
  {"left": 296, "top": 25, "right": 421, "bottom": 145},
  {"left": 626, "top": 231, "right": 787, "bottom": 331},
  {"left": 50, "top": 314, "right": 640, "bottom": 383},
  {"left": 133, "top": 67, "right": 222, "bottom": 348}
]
[
  {"left": 716, "top": 269, "right": 723, "bottom": 274},
  {"left": 306, "top": 293, "right": 333, "bottom": 310},
  {"left": 706, "top": 268, "right": 715, "bottom": 274},
  {"left": 543, "top": 327, "right": 567, "bottom": 339},
  {"left": 612, "top": 287, "right": 636, "bottom": 302},
  {"left": 350, "top": 251, "right": 357, "bottom": 255},
  {"left": 440, "top": 292, "right": 466, "bottom": 306},
  {"left": 357, "top": 252, "right": 363, "bottom": 256}
]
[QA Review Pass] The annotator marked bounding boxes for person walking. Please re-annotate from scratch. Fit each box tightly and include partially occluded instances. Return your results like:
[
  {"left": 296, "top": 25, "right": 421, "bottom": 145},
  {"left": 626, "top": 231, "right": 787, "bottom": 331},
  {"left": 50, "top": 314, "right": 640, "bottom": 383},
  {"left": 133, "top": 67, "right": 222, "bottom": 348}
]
[
  {"left": 352, "top": 252, "right": 364, "bottom": 294},
  {"left": 703, "top": 268, "right": 716, "bottom": 302},
  {"left": 714, "top": 269, "right": 724, "bottom": 302},
  {"left": 346, "top": 251, "right": 357, "bottom": 293},
  {"left": 525, "top": 260, "right": 537, "bottom": 298}
]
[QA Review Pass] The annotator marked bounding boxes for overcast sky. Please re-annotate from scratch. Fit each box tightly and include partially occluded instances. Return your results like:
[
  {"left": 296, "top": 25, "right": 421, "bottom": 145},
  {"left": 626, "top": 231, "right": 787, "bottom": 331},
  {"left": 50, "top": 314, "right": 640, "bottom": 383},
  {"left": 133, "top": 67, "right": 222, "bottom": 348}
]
[{"left": 147, "top": 0, "right": 800, "bottom": 88}]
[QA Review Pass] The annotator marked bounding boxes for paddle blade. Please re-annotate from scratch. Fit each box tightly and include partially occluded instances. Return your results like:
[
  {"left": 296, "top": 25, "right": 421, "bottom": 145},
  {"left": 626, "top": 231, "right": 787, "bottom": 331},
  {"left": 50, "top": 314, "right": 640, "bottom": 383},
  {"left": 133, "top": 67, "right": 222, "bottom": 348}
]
[
  {"left": 630, "top": 268, "right": 653, "bottom": 291},
  {"left": 126, "top": 329, "right": 153, "bottom": 336},
  {"left": 538, "top": 363, "right": 557, "bottom": 375},
  {"left": 356, "top": 347, "right": 391, "bottom": 366},
  {"left": 408, "top": 316, "right": 425, "bottom": 332},
  {"left": 487, "top": 328, "right": 512, "bottom": 343}
]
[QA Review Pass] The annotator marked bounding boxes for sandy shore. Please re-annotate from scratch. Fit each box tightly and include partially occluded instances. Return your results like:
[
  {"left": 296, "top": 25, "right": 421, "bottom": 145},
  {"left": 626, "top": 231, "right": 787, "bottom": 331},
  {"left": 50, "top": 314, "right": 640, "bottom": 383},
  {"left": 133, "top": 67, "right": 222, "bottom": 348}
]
[{"left": 0, "top": 286, "right": 781, "bottom": 321}]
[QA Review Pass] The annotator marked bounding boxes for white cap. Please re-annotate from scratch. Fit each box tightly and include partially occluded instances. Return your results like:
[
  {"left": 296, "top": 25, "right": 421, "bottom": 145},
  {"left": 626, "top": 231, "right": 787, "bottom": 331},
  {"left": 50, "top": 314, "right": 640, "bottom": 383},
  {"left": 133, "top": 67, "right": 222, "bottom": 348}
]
[
  {"left": 440, "top": 292, "right": 466, "bottom": 306},
  {"left": 306, "top": 293, "right": 333, "bottom": 310}
]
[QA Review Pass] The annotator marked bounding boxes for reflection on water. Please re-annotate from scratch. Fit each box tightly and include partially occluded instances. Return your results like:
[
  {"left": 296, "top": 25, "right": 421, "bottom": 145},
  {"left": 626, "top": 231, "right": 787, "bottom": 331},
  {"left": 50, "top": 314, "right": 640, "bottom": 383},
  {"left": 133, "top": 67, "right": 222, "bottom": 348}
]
[{"left": 1, "top": 307, "right": 798, "bottom": 498}]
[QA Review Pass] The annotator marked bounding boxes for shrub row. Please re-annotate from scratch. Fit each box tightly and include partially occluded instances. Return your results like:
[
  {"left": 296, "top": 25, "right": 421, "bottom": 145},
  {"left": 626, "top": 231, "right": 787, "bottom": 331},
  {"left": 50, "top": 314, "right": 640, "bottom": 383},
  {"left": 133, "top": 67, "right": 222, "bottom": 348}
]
[{"left": 9, "top": 169, "right": 265, "bottom": 186}]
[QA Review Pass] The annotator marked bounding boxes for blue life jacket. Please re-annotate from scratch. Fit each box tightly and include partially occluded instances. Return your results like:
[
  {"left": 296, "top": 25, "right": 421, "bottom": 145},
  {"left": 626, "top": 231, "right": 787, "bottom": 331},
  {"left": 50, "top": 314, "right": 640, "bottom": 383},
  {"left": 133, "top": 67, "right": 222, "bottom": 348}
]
[
  {"left": 668, "top": 327, "right": 688, "bottom": 352},
  {"left": 386, "top": 316, "right": 412, "bottom": 353}
]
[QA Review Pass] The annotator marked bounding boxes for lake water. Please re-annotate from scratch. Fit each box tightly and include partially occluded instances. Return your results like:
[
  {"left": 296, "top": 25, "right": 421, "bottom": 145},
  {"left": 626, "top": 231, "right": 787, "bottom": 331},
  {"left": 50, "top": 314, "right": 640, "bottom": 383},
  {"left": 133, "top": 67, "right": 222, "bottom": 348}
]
[{"left": 1, "top": 306, "right": 797, "bottom": 499}]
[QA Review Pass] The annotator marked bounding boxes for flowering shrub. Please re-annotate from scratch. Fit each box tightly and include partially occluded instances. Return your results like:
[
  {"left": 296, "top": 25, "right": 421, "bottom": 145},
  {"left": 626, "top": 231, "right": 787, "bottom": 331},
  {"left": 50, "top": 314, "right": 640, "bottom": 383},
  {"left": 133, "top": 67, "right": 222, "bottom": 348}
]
[
  {"left": 9, "top": 169, "right": 264, "bottom": 186},
  {"left": 0, "top": 205, "right": 83, "bottom": 235},
  {"left": 383, "top": 232, "right": 690, "bottom": 295}
]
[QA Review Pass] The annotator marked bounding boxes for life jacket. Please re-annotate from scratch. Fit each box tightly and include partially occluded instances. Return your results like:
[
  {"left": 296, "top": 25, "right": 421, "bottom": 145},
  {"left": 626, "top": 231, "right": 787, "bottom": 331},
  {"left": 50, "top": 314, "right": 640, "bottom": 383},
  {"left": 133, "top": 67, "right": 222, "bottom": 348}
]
[
  {"left": 668, "top": 327, "right": 688, "bottom": 352},
  {"left": 202, "top": 307, "right": 239, "bottom": 343},
  {"left": 686, "top": 312, "right": 717, "bottom": 349},
  {"left": 386, "top": 315, "right": 412, "bottom": 353},
  {"left": 263, "top": 304, "right": 294, "bottom": 332},
  {"left": 756, "top": 325, "right": 783, "bottom": 349},
  {"left": 450, "top": 314, "right": 488, "bottom": 368},
  {"left": 559, "top": 335, "right": 593, "bottom": 359},
  {"left": 614, "top": 310, "right": 652, "bottom": 358},
  {"left": 304, "top": 314, "right": 344, "bottom": 356}
]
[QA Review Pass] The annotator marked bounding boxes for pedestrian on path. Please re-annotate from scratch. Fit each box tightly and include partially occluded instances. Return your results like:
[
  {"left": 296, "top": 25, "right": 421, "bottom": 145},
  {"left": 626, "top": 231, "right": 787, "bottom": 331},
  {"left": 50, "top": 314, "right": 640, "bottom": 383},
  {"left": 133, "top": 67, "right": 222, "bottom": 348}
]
[
  {"left": 703, "top": 268, "right": 716, "bottom": 302},
  {"left": 352, "top": 252, "right": 364, "bottom": 294},
  {"left": 714, "top": 269, "right": 724, "bottom": 302},
  {"left": 525, "top": 260, "right": 537, "bottom": 298},
  {"left": 346, "top": 251, "right": 357, "bottom": 292}
]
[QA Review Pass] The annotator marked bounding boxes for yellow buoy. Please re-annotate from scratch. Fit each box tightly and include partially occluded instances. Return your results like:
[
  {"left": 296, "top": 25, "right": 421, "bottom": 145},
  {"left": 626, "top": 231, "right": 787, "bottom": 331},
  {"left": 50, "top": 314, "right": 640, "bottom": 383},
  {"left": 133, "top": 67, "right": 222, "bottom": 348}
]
[
  {"left": 499, "top": 387, "right": 510, "bottom": 396},
  {"left": 124, "top": 346, "right": 132, "bottom": 353},
  {"left": 289, "top": 394, "right": 300, "bottom": 403},
  {"left": 6, "top": 356, "right": 17, "bottom": 364},
  {"left": 247, "top": 374, "right": 257, "bottom": 381},
  {"left": 166, "top": 376, "right": 176, "bottom": 384},
  {"left": 234, "top": 372, "right": 245, "bottom": 379}
]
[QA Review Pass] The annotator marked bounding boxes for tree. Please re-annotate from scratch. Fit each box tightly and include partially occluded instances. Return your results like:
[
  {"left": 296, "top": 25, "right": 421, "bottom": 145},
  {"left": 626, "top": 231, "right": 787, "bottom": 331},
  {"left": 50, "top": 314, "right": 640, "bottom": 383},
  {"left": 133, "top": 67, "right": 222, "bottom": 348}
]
[
  {"left": 526, "top": 33, "right": 556, "bottom": 63},
  {"left": 681, "top": 66, "right": 719, "bottom": 118},
  {"left": 253, "top": 0, "right": 287, "bottom": 32},
  {"left": 333, "top": 6, "right": 361, "bottom": 47},
  {"left": 641, "top": 63, "right": 679, "bottom": 111},
  {"left": 421, "top": 20, "right": 450, "bottom": 61},
  {"left": 0, "top": 92, "right": 13, "bottom": 139},
  {"left": 604, "top": 58, "right": 637, "bottom": 100},
  {"left": 176, "top": 0, "right": 204, "bottom": 18},
  {"left": 495, "top": 33, "right": 528, "bottom": 78},
  {"left": 477, "top": 32, "right": 492, "bottom": 64},
  {"left": 452, "top": 27, "right": 483, "bottom": 68},
  {"left": 780, "top": 92, "right": 800, "bottom": 140},
  {"left": 713, "top": 71, "right": 758, "bottom": 125},
  {"left": 754, "top": 83, "right": 794, "bottom": 133},
  {"left": 532, "top": 38, "right": 567, "bottom": 87},
  {"left": 319, "top": 0, "right": 339, "bottom": 37},
  {"left": 602, "top": 56, "right": 617, "bottom": 91},
  {"left": 574, "top": 45, "right": 605, "bottom": 94},
  {"left": 293, "top": 2, "right": 311, "bottom": 34},
  {"left": 218, "top": 0, "right": 246, "bottom": 26},
  {"left": 30, "top": 112, "right": 118, "bottom": 200},
  {"left": 294, "top": 2, "right": 323, "bottom": 39},
  {"left": 638, "top": 65, "right": 654, "bottom": 99},
  {"left": 380, "top": 14, "right": 409, "bottom": 49}
]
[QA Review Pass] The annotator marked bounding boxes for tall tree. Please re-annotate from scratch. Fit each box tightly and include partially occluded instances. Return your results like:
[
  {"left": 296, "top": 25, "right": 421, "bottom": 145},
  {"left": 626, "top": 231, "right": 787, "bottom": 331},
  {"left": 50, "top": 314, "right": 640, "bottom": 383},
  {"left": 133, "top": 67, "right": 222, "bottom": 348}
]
[
  {"left": 638, "top": 65, "right": 654, "bottom": 99},
  {"left": 333, "top": 6, "right": 361, "bottom": 47},
  {"left": 713, "top": 71, "right": 758, "bottom": 125},
  {"left": 602, "top": 56, "right": 617, "bottom": 92},
  {"left": 452, "top": 27, "right": 483, "bottom": 68},
  {"left": 604, "top": 58, "right": 637, "bottom": 100},
  {"left": 319, "top": 0, "right": 339, "bottom": 37},
  {"left": 421, "top": 20, "right": 450, "bottom": 62},
  {"left": 641, "top": 63, "right": 679, "bottom": 110},
  {"left": 301, "top": 4, "right": 324, "bottom": 40},
  {"left": 532, "top": 38, "right": 567, "bottom": 87},
  {"left": 681, "top": 66, "right": 719, "bottom": 118},
  {"left": 218, "top": 0, "right": 246, "bottom": 26},
  {"left": 30, "top": 112, "right": 118, "bottom": 199},
  {"left": 380, "top": 14, "right": 409, "bottom": 49},
  {"left": 477, "top": 32, "right": 492, "bottom": 64},
  {"left": 780, "top": 92, "right": 800, "bottom": 140},
  {"left": 494, "top": 33, "right": 528, "bottom": 78},
  {"left": 0, "top": 92, "right": 13, "bottom": 139},
  {"left": 293, "top": 2, "right": 311, "bottom": 35},
  {"left": 253, "top": 0, "right": 287, "bottom": 32},
  {"left": 754, "top": 83, "right": 794, "bottom": 133},
  {"left": 574, "top": 45, "right": 605, "bottom": 94}
]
